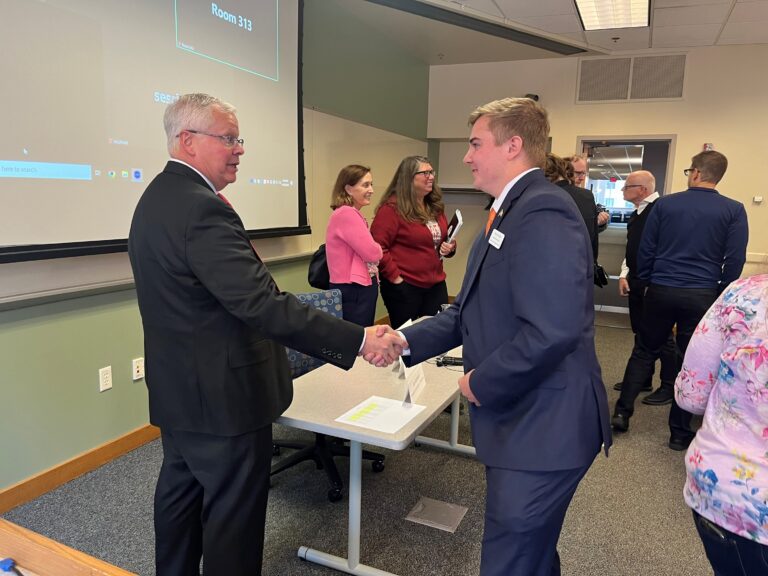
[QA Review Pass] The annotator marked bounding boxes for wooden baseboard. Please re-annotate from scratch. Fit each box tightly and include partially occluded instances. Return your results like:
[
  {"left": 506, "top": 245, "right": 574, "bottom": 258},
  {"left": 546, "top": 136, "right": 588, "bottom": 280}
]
[
  {"left": 0, "top": 424, "right": 159, "bottom": 515},
  {"left": 0, "top": 518, "right": 137, "bottom": 575}
]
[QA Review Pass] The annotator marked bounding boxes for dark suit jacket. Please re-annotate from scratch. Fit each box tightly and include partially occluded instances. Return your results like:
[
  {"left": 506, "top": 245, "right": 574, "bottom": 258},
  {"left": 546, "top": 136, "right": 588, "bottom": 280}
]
[
  {"left": 403, "top": 170, "right": 611, "bottom": 471},
  {"left": 129, "top": 162, "right": 363, "bottom": 435},
  {"left": 555, "top": 180, "right": 599, "bottom": 261}
]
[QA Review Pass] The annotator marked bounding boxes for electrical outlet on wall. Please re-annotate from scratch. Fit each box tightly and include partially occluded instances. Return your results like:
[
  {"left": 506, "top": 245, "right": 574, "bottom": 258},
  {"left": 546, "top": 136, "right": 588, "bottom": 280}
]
[
  {"left": 132, "top": 357, "right": 145, "bottom": 381},
  {"left": 99, "top": 366, "right": 113, "bottom": 392}
]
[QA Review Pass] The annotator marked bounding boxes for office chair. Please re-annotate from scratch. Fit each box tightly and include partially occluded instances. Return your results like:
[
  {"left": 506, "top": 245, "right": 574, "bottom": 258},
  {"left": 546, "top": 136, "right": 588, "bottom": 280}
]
[{"left": 272, "top": 289, "right": 385, "bottom": 502}]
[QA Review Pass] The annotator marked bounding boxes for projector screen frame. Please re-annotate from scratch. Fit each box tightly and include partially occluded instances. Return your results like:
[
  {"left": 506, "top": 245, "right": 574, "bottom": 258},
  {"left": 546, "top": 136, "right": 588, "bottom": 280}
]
[{"left": 0, "top": 0, "right": 310, "bottom": 265}]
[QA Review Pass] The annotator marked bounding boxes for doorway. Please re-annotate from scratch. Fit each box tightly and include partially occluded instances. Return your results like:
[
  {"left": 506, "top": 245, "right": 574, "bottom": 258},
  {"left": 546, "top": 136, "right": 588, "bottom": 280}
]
[{"left": 576, "top": 136, "right": 675, "bottom": 311}]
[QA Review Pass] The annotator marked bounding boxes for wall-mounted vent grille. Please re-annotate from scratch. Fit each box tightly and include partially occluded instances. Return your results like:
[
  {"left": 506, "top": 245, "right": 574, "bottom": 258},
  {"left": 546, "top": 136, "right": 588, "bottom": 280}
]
[
  {"left": 630, "top": 55, "right": 686, "bottom": 99},
  {"left": 578, "top": 58, "right": 631, "bottom": 102},
  {"left": 577, "top": 54, "right": 686, "bottom": 103}
]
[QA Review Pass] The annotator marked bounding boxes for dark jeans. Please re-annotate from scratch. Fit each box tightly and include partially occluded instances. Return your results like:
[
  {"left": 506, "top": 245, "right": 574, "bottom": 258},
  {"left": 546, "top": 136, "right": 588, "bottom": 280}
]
[
  {"left": 329, "top": 278, "right": 379, "bottom": 327},
  {"left": 693, "top": 511, "right": 768, "bottom": 576},
  {"left": 620, "top": 284, "right": 718, "bottom": 441},
  {"left": 379, "top": 278, "right": 448, "bottom": 329}
]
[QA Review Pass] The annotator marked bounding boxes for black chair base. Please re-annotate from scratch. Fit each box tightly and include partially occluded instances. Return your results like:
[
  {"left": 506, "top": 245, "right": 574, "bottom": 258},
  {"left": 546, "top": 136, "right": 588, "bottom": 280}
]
[{"left": 271, "top": 433, "right": 384, "bottom": 502}]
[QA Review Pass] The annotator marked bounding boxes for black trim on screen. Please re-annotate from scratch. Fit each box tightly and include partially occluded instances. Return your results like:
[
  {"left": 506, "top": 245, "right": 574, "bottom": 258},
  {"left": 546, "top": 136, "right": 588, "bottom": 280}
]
[{"left": 0, "top": 225, "right": 312, "bottom": 264}]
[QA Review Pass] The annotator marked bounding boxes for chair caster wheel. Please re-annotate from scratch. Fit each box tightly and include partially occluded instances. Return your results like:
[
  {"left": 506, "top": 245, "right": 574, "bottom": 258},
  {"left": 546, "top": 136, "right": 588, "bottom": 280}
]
[
  {"left": 372, "top": 460, "right": 385, "bottom": 473},
  {"left": 328, "top": 488, "right": 343, "bottom": 502}
]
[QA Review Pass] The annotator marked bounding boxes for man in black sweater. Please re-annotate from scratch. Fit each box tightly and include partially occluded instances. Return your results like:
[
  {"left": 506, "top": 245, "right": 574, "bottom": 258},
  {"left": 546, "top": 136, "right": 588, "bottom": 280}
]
[{"left": 611, "top": 171, "right": 677, "bottom": 433}]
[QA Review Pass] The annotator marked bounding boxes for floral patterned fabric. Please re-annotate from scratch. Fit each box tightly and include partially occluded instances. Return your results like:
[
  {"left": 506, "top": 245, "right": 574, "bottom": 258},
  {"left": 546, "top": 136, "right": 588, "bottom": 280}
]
[{"left": 675, "top": 274, "right": 768, "bottom": 544}]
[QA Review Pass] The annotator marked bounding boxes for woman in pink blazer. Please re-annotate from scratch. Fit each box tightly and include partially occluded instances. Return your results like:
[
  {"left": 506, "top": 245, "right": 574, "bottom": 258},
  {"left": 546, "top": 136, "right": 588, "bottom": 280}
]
[{"left": 325, "top": 164, "right": 383, "bottom": 326}]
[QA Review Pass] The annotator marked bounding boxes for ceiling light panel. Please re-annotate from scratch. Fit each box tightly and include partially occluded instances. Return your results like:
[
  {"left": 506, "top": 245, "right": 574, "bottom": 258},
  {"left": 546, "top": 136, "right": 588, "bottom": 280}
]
[{"left": 576, "top": 0, "right": 649, "bottom": 31}]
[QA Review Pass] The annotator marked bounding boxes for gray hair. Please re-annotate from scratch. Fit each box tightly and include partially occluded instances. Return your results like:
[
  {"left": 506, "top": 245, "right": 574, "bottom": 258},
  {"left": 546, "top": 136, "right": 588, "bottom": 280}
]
[{"left": 163, "top": 93, "right": 237, "bottom": 154}]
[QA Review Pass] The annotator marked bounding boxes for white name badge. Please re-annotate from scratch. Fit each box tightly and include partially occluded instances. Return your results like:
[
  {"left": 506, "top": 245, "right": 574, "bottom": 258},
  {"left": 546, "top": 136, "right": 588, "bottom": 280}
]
[{"left": 488, "top": 229, "right": 505, "bottom": 249}]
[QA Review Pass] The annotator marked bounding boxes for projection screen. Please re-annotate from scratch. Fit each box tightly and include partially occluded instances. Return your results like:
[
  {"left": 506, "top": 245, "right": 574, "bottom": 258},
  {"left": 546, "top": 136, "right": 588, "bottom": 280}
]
[{"left": 0, "top": 0, "right": 306, "bottom": 263}]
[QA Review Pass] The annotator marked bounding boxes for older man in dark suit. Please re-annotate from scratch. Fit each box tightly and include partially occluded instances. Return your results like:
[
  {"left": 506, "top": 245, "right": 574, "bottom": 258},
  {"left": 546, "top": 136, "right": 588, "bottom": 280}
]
[
  {"left": 129, "top": 93, "right": 401, "bottom": 576},
  {"left": 399, "top": 97, "right": 611, "bottom": 576}
]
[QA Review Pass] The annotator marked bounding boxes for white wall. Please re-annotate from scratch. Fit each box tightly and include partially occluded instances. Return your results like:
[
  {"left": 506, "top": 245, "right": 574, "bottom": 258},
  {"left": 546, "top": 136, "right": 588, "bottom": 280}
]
[
  {"left": 428, "top": 44, "right": 768, "bottom": 277},
  {"left": 253, "top": 109, "right": 428, "bottom": 261}
]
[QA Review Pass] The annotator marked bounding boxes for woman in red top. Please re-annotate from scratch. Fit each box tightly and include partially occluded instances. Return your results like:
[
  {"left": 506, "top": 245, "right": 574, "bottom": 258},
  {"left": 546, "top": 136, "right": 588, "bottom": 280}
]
[{"left": 371, "top": 155, "right": 456, "bottom": 329}]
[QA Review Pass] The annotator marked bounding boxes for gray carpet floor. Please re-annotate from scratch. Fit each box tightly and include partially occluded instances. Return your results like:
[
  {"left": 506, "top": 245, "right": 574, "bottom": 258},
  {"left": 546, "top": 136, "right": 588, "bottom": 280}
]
[{"left": 4, "top": 312, "right": 712, "bottom": 575}]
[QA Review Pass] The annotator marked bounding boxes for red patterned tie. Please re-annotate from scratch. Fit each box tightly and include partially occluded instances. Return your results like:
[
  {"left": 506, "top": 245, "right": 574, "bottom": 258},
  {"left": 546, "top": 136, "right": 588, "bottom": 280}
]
[{"left": 217, "top": 192, "right": 232, "bottom": 207}]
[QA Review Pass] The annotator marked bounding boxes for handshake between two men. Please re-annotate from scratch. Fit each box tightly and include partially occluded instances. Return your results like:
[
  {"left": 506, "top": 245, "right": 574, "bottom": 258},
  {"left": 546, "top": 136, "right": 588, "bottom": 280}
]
[
  {"left": 356, "top": 325, "right": 481, "bottom": 407},
  {"left": 359, "top": 325, "right": 408, "bottom": 367}
]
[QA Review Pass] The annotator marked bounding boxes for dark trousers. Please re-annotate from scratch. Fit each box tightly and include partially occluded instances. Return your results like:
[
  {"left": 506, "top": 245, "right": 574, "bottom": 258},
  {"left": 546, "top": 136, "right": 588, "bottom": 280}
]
[
  {"left": 693, "top": 511, "right": 768, "bottom": 575},
  {"left": 620, "top": 284, "right": 718, "bottom": 441},
  {"left": 329, "top": 278, "right": 379, "bottom": 327},
  {"left": 480, "top": 463, "right": 592, "bottom": 576},
  {"left": 155, "top": 426, "right": 272, "bottom": 576},
  {"left": 379, "top": 278, "right": 448, "bottom": 330},
  {"left": 627, "top": 276, "right": 679, "bottom": 388},
  {"left": 615, "top": 277, "right": 678, "bottom": 412}
]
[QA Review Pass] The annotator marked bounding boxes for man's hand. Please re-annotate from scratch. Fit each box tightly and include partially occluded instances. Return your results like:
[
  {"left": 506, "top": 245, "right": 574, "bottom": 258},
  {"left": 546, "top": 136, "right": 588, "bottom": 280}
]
[
  {"left": 360, "top": 325, "right": 405, "bottom": 367},
  {"left": 618, "top": 278, "right": 630, "bottom": 296},
  {"left": 597, "top": 211, "right": 610, "bottom": 227},
  {"left": 375, "top": 324, "right": 408, "bottom": 350},
  {"left": 458, "top": 369, "right": 480, "bottom": 406}
]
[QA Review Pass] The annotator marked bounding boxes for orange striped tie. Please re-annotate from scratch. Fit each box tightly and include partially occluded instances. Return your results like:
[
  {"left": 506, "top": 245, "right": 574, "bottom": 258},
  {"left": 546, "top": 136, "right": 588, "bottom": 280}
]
[{"left": 485, "top": 207, "right": 497, "bottom": 236}]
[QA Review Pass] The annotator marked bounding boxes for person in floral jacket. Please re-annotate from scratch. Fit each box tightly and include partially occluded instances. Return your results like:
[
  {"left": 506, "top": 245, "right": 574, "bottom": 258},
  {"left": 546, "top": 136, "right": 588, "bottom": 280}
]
[{"left": 675, "top": 274, "right": 768, "bottom": 575}]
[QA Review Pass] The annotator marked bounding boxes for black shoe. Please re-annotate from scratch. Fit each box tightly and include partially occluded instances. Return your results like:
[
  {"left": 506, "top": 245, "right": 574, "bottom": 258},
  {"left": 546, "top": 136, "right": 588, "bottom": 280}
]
[
  {"left": 613, "top": 381, "right": 653, "bottom": 392},
  {"left": 642, "top": 388, "right": 674, "bottom": 406},
  {"left": 611, "top": 413, "right": 629, "bottom": 432},
  {"left": 668, "top": 436, "right": 692, "bottom": 451}
]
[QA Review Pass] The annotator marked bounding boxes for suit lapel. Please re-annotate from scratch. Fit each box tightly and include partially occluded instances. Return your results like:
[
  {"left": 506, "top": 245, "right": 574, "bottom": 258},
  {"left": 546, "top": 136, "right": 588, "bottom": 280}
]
[
  {"left": 164, "top": 161, "right": 280, "bottom": 291},
  {"left": 463, "top": 170, "right": 541, "bottom": 293}
]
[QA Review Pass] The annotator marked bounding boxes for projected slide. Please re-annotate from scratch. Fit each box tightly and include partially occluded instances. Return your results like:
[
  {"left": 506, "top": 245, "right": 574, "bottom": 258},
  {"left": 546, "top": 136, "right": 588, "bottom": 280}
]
[
  {"left": 176, "top": 0, "right": 279, "bottom": 80},
  {"left": 0, "top": 0, "right": 301, "bottom": 256}
]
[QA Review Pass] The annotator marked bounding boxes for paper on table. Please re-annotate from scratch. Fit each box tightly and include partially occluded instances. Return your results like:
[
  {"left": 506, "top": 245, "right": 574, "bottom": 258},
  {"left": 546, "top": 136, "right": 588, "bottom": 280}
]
[
  {"left": 335, "top": 395, "right": 426, "bottom": 434},
  {"left": 401, "top": 358, "right": 426, "bottom": 404},
  {"left": 389, "top": 317, "right": 425, "bottom": 403}
]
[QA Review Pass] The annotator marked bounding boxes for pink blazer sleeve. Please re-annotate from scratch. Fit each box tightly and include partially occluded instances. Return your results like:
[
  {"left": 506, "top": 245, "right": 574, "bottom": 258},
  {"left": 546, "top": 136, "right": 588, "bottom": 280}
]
[{"left": 332, "top": 207, "right": 382, "bottom": 262}]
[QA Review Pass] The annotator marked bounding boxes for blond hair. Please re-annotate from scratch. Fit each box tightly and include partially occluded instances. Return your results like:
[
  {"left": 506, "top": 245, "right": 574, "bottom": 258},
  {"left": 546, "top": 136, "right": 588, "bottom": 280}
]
[{"left": 468, "top": 97, "right": 550, "bottom": 168}]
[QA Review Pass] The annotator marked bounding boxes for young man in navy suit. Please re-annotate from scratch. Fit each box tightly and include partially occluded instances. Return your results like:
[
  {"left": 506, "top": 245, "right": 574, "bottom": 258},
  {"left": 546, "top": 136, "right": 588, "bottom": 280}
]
[
  {"left": 129, "top": 93, "right": 401, "bottom": 576},
  {"left": 399, "top": 97, "right": 611, "bottom": 576}
]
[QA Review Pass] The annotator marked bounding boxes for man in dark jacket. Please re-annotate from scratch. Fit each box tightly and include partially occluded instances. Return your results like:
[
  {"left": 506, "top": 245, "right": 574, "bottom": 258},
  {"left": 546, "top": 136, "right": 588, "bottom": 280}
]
[
  {"left": 129, "top": 93, "right": 401, "bottom": 576},
  {"left": 611, "top": 170, "right": 678, "bottom": 433}
]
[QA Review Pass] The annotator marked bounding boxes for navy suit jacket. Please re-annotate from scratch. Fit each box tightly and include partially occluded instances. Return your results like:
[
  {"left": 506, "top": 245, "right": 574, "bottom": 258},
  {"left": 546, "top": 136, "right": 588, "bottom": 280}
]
[
  {"left": 403, "top": 170, "right": 611, "bottom": 471},
  {"left": 129, "top": 162, "right": 363, "bottom": 436}
]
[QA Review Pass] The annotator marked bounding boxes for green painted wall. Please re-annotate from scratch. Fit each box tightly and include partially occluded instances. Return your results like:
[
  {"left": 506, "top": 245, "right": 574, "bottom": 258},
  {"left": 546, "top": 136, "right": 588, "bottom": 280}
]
[
  {"left": 302, "top": 0, "right": 429, "bottom": 140},
  {"left": 0, "top": 260, "right": 310, "bottom": 490},
  {"left": 0, "top": 290, "right": 146, "bottom": 489}
]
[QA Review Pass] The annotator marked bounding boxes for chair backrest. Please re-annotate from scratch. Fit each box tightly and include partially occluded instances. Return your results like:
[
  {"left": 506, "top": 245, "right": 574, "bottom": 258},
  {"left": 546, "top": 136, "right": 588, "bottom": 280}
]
[{"left": 285, "top": 289, "right": 343, "bottom": 378}]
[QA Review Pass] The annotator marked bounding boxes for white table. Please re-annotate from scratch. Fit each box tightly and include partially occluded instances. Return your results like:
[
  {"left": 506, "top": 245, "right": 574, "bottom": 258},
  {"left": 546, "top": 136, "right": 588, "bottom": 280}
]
[{"left": 277, "top": 354, "right": 475, "bottom": 576}]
